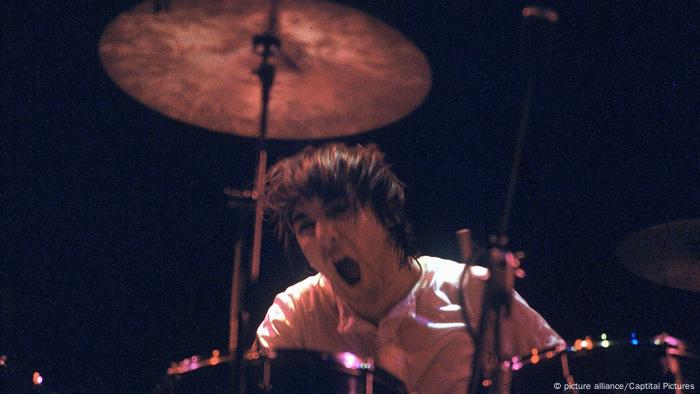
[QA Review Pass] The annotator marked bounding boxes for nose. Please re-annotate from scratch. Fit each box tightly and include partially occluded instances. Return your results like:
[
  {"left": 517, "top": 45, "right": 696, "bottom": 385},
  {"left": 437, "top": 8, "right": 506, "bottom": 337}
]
[{"left": 315, "top": 218, "right": 339, "bottom": 247}]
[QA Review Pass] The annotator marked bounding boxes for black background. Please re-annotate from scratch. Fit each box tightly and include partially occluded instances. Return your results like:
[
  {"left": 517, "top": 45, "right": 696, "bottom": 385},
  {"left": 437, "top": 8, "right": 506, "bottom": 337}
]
[{"left": 3, "top": 1, "right": 699, "bottom": 392}]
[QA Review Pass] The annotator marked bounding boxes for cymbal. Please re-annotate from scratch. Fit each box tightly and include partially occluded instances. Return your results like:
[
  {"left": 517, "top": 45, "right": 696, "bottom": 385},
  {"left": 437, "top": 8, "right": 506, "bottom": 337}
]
[
  {"left": 99, "top": 0, "right": 431, "bottom": 139},
  {"left": 617, "top": 219, "right": 700, "bottom": 292}
]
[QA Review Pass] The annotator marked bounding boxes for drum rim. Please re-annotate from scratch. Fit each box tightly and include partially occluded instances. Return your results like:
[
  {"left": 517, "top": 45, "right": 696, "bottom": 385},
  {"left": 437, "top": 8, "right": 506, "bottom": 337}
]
[
  {"left": 168, "top": 349, "right": 379, "bottom": 376},
  {"left": 508, "top": 334, "right": 697, "bottom": 372}
]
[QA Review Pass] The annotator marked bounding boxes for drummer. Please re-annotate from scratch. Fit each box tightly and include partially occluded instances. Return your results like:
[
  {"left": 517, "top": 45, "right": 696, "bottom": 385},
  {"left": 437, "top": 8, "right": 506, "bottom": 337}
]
[{"left": 255, "top": 143, "right": 563, "bottom": 393}]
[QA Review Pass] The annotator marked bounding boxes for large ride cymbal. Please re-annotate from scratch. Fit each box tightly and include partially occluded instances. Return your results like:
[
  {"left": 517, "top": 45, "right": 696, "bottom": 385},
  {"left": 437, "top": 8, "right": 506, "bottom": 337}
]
[
  {"left": 617, "top": 219, "right": 700, "bottom": 292},
  {"left": 99, "top": 0, "right": 431, "bottom": 139}
]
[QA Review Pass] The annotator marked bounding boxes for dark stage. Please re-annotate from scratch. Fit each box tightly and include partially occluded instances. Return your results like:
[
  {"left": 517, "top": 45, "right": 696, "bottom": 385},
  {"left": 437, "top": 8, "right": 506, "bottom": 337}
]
[{"left": 3, "top": 1, "right": 699, "bottom": 392}]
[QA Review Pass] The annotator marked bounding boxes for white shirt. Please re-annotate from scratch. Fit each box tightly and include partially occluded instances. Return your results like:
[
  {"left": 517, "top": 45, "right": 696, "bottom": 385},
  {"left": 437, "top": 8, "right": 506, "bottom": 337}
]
[{"left": 256, "top": 256, "right": 563, "bottom": 393}]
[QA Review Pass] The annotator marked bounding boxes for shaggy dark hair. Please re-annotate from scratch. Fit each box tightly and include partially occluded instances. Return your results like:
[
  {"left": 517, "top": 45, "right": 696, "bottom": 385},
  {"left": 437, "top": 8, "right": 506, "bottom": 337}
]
[{"left": 264, "top": 143, "right": 417, "bottom": 268}]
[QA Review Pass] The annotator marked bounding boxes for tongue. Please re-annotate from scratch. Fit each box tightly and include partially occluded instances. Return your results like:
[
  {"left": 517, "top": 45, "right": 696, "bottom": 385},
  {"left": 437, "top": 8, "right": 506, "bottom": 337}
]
[{"left": 335, "top": 258, "right": 361, "bottom": 285}]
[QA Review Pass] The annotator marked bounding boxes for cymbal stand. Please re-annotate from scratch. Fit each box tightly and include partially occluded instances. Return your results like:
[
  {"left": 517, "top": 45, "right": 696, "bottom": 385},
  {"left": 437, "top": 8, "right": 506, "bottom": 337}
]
[
  {"left": 227, "top": 1, "right": 281, "bottom": 392},
  {"left": 466, "top": 7, "right": 558, "bottom": 394}
]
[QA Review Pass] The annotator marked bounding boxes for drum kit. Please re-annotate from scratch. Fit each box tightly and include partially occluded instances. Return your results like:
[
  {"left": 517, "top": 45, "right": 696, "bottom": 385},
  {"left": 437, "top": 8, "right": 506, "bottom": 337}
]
[{"left": 94, "top": 1, "right": 700, "bottom": 393}]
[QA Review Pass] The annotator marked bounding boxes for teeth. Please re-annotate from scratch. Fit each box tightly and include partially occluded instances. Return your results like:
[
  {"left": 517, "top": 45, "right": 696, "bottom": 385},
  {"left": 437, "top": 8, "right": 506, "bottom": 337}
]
[{"left": 335, "top": 257, "right": 361, "bottom": 285}]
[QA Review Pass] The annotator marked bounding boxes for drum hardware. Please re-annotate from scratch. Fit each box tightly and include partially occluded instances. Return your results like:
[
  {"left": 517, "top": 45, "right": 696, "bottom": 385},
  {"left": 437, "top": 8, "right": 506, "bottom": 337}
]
[
  {"left": 166, "top": 350, "right": 233, "bottom": 376},
  {"left": 655, "top": 333, "right": 695, "bottom": 393},
  {"left": 508, "top": 333, "right": 698, "bottom": 394},
  {"left": 158, "top": 349, "right": 407, "bottom": 394},
  {"left": 460, "top": 6, "right": 559, "bottom": 394},
  {"left": 244, "top": 350, "right": 407, "bottom": 394}
]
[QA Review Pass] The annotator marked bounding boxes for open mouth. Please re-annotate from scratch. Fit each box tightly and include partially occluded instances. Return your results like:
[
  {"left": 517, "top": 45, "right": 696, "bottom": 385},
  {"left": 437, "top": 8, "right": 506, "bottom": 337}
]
[{"left": 334, "top": 257, "right": 361, "bottom": 286}]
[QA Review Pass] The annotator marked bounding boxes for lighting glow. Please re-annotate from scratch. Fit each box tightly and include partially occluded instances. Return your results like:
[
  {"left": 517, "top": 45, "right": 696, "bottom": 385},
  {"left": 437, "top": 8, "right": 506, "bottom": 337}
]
[
  {"left": 210, "top": 349, "right": 221, "bottom": 366},
  {"left": 340, "top": 352, "right": 360, "bottom": 370},
  {"left": 33, "top": 371, "right": 43, "bottom": 386}
]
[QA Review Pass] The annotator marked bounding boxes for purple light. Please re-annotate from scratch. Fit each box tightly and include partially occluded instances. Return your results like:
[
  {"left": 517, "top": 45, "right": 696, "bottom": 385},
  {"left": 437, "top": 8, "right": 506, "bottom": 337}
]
[{"left": 340, "top": 352, "right": 360, "bottom": 369}]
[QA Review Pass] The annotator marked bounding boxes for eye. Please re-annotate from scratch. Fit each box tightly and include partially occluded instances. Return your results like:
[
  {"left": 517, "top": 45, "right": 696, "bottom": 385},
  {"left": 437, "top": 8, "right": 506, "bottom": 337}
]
[{"left": 294, "top": 220, "right": 315, "bottom": 236}]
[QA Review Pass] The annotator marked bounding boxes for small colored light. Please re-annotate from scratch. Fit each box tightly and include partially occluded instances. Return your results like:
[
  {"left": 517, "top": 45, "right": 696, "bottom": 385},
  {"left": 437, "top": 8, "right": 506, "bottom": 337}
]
[
  {"left": 211, "top": 349, "right": 220, "bottom": 357},
  {"left": 600, "top": 333, "right": 607, "bottom": 340},
  {"left": 584, "top": 336, "right": 594, "bottom": 350},
  {"left": 601, "top": 340, "right": 610, "bottom": 348},
  {"left": 631, "top": 332, "right": 639, "bottom": 345},
  {"left": 482, "top": 379, "right": 493, "bottom": 387},
  {"left": 530, "top": 348, "right": 540, "bottom": 364},
  {"left": 33, "top": 371, "right": 43, "bottom": 386}
]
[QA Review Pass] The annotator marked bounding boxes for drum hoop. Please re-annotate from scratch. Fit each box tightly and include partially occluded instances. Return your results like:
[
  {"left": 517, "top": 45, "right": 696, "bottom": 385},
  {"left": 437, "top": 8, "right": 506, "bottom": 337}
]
[
  {"left": 508, "top": 336, "right": 697, "bottom": 372},
  {"left": 167, "top": 353, "right": 234, "bottom": 376}
]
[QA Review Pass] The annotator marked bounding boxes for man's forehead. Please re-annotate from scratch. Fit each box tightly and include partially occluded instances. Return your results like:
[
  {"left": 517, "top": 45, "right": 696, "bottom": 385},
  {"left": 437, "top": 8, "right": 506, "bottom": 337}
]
[
  {"left": 290, "top": 197, "right": 328, "bottom": 222},
  {"left": 290, "top": 196, "right": 358, "bottom": 219}
]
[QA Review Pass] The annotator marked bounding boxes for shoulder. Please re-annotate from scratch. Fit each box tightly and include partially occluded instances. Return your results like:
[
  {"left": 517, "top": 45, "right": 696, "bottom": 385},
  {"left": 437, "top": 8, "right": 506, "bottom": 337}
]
[
  {"left": 256, "top": 273, "right": 336, "bottom": 350},
  {"left": 274, "top": 273, "right": 335, "bottom": 309},
  {"left": 417, "top": 255, "right": 487, "bottom": 289},
  {"left": 283, "top": 273, "right": 326, "bottom": 297},
  {"left": 414, "top": 256, "right": 464, "bottom": 302},
  {"left": 417, "top": 255, "right": 463, "bottom": 277}
]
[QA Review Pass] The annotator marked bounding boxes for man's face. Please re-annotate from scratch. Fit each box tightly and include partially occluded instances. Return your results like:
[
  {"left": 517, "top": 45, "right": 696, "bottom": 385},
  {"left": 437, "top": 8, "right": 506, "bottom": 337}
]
[{"left": 291, "top": 197, "right": 401, "bottom": 305}]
